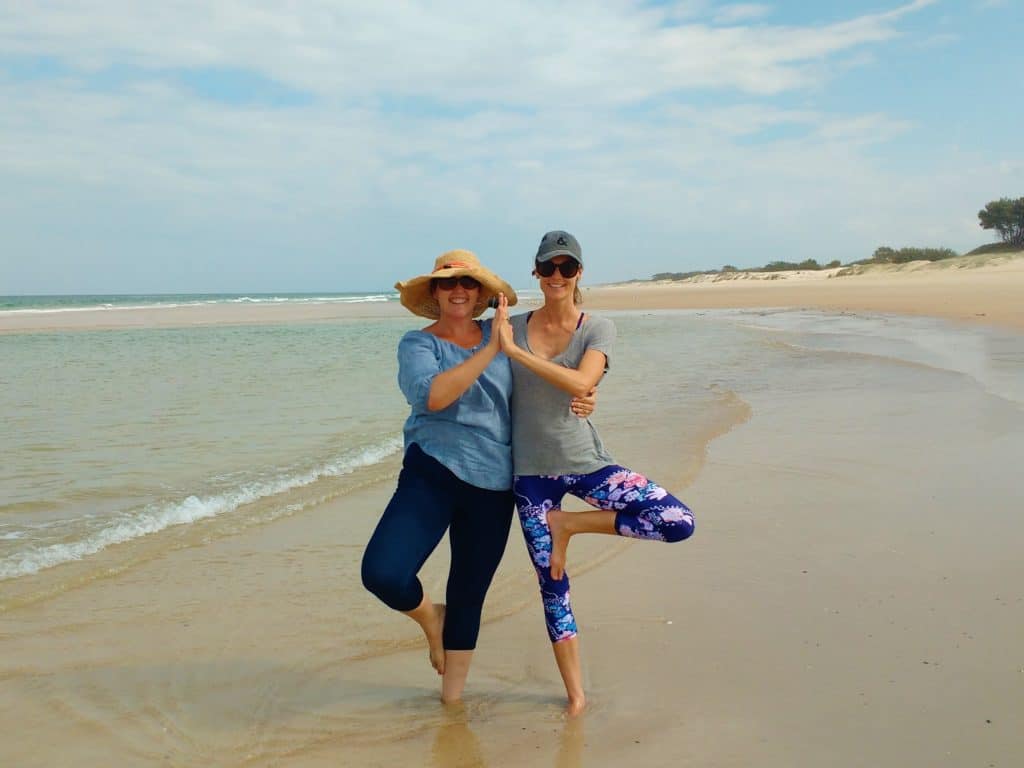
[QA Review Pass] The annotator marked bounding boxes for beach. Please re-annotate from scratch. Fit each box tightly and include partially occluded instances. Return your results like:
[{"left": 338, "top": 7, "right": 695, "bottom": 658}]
[
  {"left": 3, "top": 252, "right": 1022, "bottom": 336},
  {"left": 2, "top": 261, "right": 1023, "bottom": 767},
  {"left": 583, "top": 252, "right": 1024, "bottom": 331}
]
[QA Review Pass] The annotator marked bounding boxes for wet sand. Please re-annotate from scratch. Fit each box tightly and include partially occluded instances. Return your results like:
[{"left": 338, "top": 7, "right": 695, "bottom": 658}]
[{"left": 3, "top": 325, "right": 1022, "bottom": 767}]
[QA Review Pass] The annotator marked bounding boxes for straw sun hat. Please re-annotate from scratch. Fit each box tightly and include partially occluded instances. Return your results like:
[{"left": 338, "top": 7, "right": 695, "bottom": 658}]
[{"left": 394, "top": 249, "right": 518, "bottom": 319}]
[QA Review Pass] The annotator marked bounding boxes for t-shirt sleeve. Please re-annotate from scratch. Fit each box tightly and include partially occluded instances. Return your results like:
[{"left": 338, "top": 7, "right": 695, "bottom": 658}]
[
  {"left": 397, "top": 332, "right": 439, "bottom": 411},
  {"left": 585, "top": 316, "right": 616, "bottom": 369}
]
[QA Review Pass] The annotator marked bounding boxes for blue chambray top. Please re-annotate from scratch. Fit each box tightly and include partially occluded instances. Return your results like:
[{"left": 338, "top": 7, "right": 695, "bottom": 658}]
[{"left": 397, "top": 319, "right": 513, "bottom": 491}]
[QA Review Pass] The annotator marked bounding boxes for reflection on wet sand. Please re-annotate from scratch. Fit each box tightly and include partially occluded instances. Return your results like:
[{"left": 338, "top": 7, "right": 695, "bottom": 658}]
[
  {"left": 430, "top": 703, "right": 585, "bottom": 768},
  {"left": 554, "top": 716, "right": 585, "bottom": 768},
  {"left": 431, "top": 703, "right": 487, "bottom": 768}
]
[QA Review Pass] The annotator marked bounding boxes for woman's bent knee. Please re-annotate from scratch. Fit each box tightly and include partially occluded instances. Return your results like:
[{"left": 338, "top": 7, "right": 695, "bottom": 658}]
[
  {"left": 659, "top": 501, "right": 695, "bottom": 543},
  {"left": 663, "top": 520, "right": 695, "bottom": 543},
  {"left": 361, "top": 552, "right": 410, "bottom": 608},
  {"left": 360, "top": 554, "right": 386, "bottom": 597}
]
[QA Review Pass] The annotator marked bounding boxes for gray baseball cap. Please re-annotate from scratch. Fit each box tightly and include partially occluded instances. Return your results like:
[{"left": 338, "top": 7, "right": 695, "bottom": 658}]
[{"left": 535, "top": 230, "right": 582, "bottom": 265}]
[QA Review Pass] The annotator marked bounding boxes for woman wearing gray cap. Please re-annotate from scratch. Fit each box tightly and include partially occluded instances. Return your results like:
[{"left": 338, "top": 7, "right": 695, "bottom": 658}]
[{"left": 495, "top": 230, "right": 695, "bottom": 716}]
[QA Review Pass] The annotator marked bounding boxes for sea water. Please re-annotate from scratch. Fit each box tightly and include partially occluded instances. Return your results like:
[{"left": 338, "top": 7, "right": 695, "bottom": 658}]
[
  {"left": 0, "top": 301, "right": 747, "bottom": 593},
  {"left": 1, "top": 316, "right": 409, "bottom": 583},
  {"left": 2, "top": 302, "right": 1021, "bottom": 604}
]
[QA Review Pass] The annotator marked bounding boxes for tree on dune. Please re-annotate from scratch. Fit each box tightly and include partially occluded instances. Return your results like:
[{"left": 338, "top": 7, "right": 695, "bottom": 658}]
[{"left": 978, "top": 197, "right": 1024, "bottom": 247}]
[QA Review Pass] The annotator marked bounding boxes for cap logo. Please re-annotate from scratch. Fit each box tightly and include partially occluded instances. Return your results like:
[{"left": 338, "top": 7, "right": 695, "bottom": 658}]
[{"left": 556, "top": 236, "right": 568, "bottom": 246}]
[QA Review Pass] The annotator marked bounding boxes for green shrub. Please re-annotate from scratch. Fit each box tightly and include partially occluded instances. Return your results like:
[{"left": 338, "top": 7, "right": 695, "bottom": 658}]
[
  {"left": 867, "top": 246, "right": 958, "bottom": 264},
  {"left": 965, "top": 242, "right": 1024, "bottom": 255}
]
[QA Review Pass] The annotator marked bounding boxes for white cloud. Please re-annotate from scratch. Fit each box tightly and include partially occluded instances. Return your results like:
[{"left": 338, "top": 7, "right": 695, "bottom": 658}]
[
  {"left": 2, "top": 0, "right": 937, "bottom": 102},
  {"left": 712, "top": 4, "right": 772, "bottom": 25},
  {"left": 0, "top": 2, "right": 938, "bottom": 193},
  {"left": 915, "top": 32, "right": 959, "bottom": 48},
  {"left": 2, "top": 0, "right": 1015, "bottom": 292}
]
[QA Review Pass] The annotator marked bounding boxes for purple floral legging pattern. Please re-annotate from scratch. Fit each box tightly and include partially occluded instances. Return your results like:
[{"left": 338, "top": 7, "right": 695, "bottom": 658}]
[{"left": 514, "top": 465, "right": 694, "bottom": 642}]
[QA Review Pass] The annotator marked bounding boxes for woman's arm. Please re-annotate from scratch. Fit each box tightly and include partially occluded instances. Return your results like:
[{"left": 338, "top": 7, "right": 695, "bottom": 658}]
[
  {"left": 414, "top": 300, "right": 510, "bottom": 411},
  {"left": 495, "top": 295, "right": 607, "bottom": 398},
  {"left": 425, "top": 337, "right": 500, "bottom": 411},
  {"left": 504, "top": 344, "right": 607, "bottom": 398}
]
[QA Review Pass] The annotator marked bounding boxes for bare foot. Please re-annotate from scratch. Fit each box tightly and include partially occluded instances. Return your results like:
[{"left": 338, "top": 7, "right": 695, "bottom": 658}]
[
  {"left": 566, "top": 694, "right": 587, "bottom": 717},
  {"left": 427, "top": 604, "right": 446, "bottom": 675},
  {"left": 547, "top": 508, "right": 571, "bottom": 581}
]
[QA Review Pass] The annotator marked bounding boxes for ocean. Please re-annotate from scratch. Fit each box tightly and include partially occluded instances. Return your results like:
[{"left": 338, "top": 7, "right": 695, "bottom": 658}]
[
  {"left": 0, "top": 292, "right": 397, "bottom": 313},
  {"left": 3, "top": 298, "right": 1020, "bottom": 603},
  {"left": 0, "top": 298, "right": 754, "bottom": 600}
]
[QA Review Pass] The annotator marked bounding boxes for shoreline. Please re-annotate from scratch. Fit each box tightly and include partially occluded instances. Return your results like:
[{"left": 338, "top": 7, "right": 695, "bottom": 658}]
[{"left": 2, "top": 253, "right": 1023, "bottom": 334}]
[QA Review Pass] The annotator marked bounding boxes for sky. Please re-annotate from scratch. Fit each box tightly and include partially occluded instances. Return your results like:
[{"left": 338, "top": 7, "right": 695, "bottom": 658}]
[{"left": 1, "top": 0, "right": 1022, "bottom": 294}]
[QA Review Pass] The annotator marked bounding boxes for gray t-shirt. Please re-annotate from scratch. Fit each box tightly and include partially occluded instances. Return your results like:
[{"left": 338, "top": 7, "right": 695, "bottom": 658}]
[{"left": 509, "top": 311, "right": 617, "bottom": 476}]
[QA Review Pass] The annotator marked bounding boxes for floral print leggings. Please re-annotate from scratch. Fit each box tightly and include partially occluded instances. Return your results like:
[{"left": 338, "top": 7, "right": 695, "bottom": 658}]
[{"left": 513, "top": 465, "right": 694, "bottom": 642}]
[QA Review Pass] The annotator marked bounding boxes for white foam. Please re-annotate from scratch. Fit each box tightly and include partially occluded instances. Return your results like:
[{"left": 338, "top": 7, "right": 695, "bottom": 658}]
[
  {"left": 0, "top": 436, "right": 403, "bottom": 581},
  {"left": 222, "top": 295, "right": 393, "bottom": 304},
  {"left": 0, "top": 294, "right": 397, "bottom": 316},
  {"left": 0, "top": 302, "right": 198, "bottom": 315}
]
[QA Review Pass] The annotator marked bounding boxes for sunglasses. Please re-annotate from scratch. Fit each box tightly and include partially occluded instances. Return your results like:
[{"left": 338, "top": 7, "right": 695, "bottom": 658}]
[
  {"left": 433, "top": 276, "right": 481, "bottom": 291},
  {"left": 535, "top": 259, "right": 580, "bottom": 278}
]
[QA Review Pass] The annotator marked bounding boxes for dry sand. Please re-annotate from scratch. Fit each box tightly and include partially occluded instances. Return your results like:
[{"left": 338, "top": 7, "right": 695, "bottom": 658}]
[
  {"left": 0, "top": 296, "right": 404, "bottom": 334},
  {"left": 584, "top": 252, "right": 1024, "bottom": 331}
]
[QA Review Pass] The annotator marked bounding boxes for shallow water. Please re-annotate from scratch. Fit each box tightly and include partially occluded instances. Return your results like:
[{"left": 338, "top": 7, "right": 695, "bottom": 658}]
[
  {"left": 1, "top": 319, "right": 409, "bottom": 582},
  {"left": 1, "top": 308, "right": 748, "bottom": 599},
  {"left": 5, "top": 306, "right": 1021, "bottom": 593}
]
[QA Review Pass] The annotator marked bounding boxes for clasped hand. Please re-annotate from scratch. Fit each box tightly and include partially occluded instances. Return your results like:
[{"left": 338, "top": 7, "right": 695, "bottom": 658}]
[
  {"left": 489, "top": 293, "right": 515, "bottom": 353},
  {"left": 489, "top": 293, "right": 596, "bottom": 417}
]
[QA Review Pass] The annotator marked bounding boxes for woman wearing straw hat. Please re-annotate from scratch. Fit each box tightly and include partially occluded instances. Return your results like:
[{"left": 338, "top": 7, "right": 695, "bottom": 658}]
[
  {"left": 361, "top": 249, "right": 594, "bottom": 703},
  {"left": 494, "top": 230, "right": 696, "bottom": 716}
]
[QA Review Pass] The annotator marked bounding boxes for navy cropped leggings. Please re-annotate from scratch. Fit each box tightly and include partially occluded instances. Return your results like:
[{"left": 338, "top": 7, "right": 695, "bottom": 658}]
[
  {"left": 514, "top": 465, "right": 694, "bottom": 643},
  {"left": 361, "top": 443, "right": 514, "bottom": 650}
]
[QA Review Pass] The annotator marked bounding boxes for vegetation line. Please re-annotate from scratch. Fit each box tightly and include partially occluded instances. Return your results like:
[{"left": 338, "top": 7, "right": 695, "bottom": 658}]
[{"left": 633, "top": 196, "right": 1024, "bottom": 282}]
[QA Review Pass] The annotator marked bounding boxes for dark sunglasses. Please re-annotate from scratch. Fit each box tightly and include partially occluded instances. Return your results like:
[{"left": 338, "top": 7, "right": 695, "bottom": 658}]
[
  {"left": 535, "top": 259, "right": 580, "bottom": 278},
  {"left": 433, "top": 276, "right": 481, "bottom": 291}
]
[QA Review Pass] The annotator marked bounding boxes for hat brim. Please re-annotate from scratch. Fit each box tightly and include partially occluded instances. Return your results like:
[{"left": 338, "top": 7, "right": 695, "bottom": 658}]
[{"left": 395, "top": 265, "right": 518, "bottom": 320}]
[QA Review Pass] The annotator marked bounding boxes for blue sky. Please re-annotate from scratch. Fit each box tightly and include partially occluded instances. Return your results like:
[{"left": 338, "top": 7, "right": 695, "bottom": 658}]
[{"left": 1, "top": 0, "right": 1022, "bottom": 293}]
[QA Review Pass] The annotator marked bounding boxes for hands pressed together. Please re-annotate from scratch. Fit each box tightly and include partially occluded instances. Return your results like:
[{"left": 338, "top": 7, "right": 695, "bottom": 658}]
[
  {"left": 489, "top": 292, "right": 515, "bottom": 354},
  {"left": 489, "top": 293, "right": 596, "bottom": 418}
]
